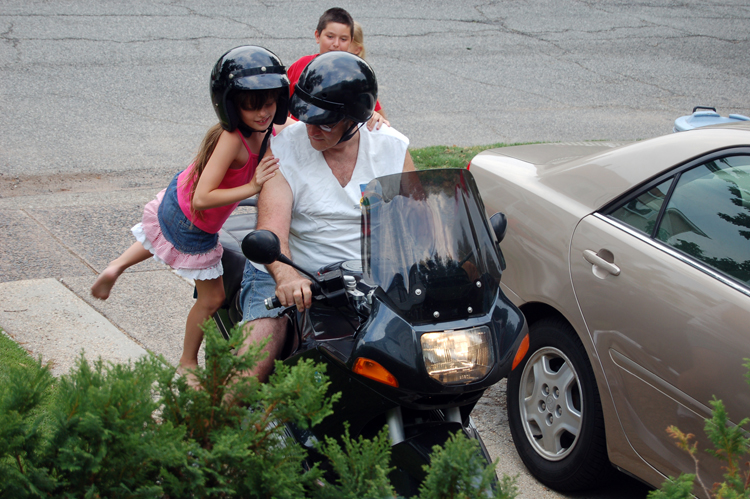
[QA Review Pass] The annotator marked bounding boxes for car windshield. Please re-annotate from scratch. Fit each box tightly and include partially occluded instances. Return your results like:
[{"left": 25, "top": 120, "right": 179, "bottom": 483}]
[{"left": 361, "top": 169, "right": 503, "bottom": 324}]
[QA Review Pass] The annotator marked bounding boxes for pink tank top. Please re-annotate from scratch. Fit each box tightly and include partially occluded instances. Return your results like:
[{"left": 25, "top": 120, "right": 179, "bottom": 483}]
[{"left": 176, "top": 131, "right": 262, "bottom": 234}]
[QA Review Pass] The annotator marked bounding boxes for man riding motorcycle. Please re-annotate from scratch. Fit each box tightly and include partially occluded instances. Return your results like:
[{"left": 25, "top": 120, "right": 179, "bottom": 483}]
[
  {"left": 238, "top": 51, "right": 415, "bottom": 381},
  {"left": 215, "top": 53, "right": 527, "bottom": 496}
]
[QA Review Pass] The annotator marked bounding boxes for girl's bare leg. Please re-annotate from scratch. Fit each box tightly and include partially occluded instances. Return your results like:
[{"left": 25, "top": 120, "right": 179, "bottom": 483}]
[
  {"left": 180, "top": 276, "right": 225, "bottom": 372},
  {"left": 91, "top": 242, "right": 153, "bottom": 299}
]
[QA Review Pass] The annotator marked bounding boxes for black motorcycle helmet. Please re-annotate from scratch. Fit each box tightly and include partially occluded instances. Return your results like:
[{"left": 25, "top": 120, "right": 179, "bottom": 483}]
[
  {"left": 210, "top": 46, "right": 289, "bottom": 134},
  {"left": 289, "top": 51, "right": 377, "bottom": 135}
]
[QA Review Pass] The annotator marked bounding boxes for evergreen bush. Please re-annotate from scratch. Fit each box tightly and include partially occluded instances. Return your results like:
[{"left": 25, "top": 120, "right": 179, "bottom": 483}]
[{"left": 0, "top": 321, "right": 517, "bottom": 498}]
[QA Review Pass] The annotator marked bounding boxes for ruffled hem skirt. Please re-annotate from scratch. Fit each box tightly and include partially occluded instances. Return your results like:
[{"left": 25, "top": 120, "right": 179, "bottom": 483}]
[{"left": 133, "top": 188, "right": 224, "bottom": 281}]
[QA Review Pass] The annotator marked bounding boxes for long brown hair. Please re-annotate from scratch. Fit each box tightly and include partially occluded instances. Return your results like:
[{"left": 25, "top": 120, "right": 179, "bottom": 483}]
[
  {"left": 182, "top": 88, "right": 280, "bottom": 219},
  {"left": 182, "top": 122, "right": 224, "bottom": 221}
]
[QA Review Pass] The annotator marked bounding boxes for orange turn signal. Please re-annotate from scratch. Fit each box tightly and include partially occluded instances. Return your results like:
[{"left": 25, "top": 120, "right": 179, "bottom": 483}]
[
  {"left": 511, "top": 334, "right": 529, "bottom": 371},
  {"left": 353, "top": 358, "right": 399, "bottom": 388}
]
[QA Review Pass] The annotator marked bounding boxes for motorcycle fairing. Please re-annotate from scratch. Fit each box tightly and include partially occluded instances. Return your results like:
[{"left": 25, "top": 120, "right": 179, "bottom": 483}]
[
  {"left": 361, "top": 169, "right": 504, "bottom": 325},
  {"left": 348, "top": 290, "right": 526, "bottom": 402}
]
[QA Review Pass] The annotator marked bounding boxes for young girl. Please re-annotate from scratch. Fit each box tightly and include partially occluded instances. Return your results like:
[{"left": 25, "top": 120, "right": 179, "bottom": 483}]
[
  {"left": 349, "top": 20, "right": 367, "bottom": 59},
  {"left": 91, "top": 46, "right": 290, "bottom": 377}
]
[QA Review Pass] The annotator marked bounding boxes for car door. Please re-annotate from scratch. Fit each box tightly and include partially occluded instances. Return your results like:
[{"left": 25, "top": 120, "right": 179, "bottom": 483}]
[{"left": 569, "top": 150, "right": 750, "bottom": 485}]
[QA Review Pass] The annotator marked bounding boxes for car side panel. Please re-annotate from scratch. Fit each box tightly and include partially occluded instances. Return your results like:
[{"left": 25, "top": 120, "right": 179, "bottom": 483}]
[
  {"left": 470, "top": 161, "right": 644, "bottom": 481},
  {"left": 570, "top": 214, "right": 750, "bottom": 490},
  {"left": 469, "top": 160, "right": 588, "bottom": 324}
]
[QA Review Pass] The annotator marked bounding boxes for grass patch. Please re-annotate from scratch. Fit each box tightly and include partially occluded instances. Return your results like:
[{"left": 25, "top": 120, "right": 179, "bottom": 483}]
[
  {"left": 0, "top": 330, "right": 45, "bottom": 379},
  {"left": 411, "top": 142, "right": 530, "bottom": 170},
  {"left": 0, "top": 330, "right": 58, "bottom": 432}
]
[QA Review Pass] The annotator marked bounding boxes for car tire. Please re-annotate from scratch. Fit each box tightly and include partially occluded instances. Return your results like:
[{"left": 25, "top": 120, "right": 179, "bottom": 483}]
[{"left": 507, "top": 317, "right": 612, "bottom": 491}]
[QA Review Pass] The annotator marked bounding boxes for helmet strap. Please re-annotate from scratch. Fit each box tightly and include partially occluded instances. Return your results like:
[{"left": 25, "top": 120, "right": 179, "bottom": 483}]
[
  {"left": 237, "top": 122, "right": 255, "bottom": 138},
  {"left": 237, "top": 123, "right": 274, "bottom": 158},
  {"left": 337, "top": 122, "right": 365, "bottom": 145},
  {"left": 258, "top": 127, "right": 273, "bottom": 160}
]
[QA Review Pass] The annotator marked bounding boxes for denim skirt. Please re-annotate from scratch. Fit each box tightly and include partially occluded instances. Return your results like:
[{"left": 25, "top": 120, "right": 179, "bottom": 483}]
[{"left": 132, "top": 172, "right": 224, "bottom": 280}]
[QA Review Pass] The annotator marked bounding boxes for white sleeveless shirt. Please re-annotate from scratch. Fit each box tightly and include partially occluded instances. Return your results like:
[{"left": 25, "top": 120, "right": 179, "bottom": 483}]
[{"left": 265, "top": 121, "right": 409, "bottom": 272}]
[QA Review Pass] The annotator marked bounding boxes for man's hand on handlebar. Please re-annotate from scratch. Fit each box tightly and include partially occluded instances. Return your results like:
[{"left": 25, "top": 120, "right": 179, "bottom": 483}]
[{"left": 274, "top": 273, "right": 313, "bottom": 311}]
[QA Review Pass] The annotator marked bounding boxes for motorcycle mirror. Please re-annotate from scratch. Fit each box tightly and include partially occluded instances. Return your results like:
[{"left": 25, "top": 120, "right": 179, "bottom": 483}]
[
  {"left": 490, "top": 212, "right": 508, "bottom": 243},
  {"left": 241, "top": 229, "right": 322, "bottom": 285},
  {"left": 242, "top": 230, "right": 281, "bottom": 264}
]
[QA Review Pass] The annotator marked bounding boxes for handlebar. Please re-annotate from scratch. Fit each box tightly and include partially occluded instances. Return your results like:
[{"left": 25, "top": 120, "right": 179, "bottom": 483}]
[
  {"left": 264, "top": 282, "right": 322, "bottom": 310},
  {"left": 692, "top": 105, "right": 717, "bottom": 113},
  {"left": 264, "top": 295, "right": 282, "bottom": 310}
]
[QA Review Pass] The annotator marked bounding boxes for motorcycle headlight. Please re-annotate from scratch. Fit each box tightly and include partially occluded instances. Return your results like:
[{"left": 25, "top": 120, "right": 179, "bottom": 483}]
[{"left": 421, "top": 326, "right": 494, "bottom": 385}]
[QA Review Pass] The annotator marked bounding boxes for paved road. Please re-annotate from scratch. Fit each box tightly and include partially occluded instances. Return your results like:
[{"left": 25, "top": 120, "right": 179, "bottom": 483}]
[
  {"left": 2, "top": 0, "right": 749, "bottom": 180},
  {"left": 3, "top": 1, "right": 748, "bottom": 497}
]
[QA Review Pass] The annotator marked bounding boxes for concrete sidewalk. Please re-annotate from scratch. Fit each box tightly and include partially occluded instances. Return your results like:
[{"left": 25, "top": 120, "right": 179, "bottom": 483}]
[
  {"left": 0, "top": 278, "right": 148, "bottom": 376},
  {"left": 0, "top": 183, "right": 199, "bottom": 375}
]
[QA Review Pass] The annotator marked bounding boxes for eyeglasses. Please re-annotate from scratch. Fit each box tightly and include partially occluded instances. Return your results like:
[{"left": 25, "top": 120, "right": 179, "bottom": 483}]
[{"left": 317, "top": 121, "right": 341, "bottom": 132}]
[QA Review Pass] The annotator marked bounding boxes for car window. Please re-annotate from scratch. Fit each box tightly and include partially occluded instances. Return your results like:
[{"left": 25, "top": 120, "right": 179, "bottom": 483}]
[
  {"left": 608, "top": 154, "right": 750, "bottom": 288},
  {"left": 609, "top": 179, "right": 673, "bottom": 236},
  {"left": 655, "top": 156, "right": 750, "bottom": 286}
]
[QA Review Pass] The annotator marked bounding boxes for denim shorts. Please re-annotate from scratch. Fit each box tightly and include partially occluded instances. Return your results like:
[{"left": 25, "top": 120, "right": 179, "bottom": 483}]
[
  {"left": 158, "top": 173, "right": 219, "bottom": 254},
  {"left": 240, "top": 261, "right": 283, "bottom": 322}
]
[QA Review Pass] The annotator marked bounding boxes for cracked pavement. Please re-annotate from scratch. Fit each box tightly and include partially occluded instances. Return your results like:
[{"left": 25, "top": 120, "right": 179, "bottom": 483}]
[
  {"left": 1, "top": 1, "right": 747, "bottom": 497},
  {"left": 1, "top": 0, "right": 749, "bottom": 181}
]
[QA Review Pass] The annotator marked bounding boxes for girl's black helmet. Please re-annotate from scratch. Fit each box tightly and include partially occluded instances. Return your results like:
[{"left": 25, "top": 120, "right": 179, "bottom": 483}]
[
  {"left": 289, "top": 52, "right": 377, "bottom": 125},
  {"left": 210, "top": 46, "right": 289, "bottom": 131}
]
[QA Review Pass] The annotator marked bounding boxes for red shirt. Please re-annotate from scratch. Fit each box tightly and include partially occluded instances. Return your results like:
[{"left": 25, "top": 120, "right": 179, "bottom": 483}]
[
  {"left": 287, "top": 54, "right": 317, "bottom": 99},
  {"left": 287, "top": 54, "right": 382, "bottom": 120}
]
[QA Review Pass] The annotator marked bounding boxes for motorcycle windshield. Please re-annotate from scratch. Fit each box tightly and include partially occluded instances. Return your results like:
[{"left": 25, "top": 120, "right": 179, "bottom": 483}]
[{"left": 361, "top": 169, "right": 503, "bottom": 325}]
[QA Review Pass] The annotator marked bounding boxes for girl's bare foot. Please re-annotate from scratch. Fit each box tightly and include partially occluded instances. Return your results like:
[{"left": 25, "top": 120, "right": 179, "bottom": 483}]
[
  {"left": 177, "top": 362, "right": 201, "bottom": 390},
  {"left": 91, "top": 265, "right": 122, "bottom": 300}
]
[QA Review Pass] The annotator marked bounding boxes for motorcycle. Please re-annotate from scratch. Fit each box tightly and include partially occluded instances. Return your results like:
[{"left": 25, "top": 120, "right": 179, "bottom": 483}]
[{"left": 213, "top": 168, "right": 528, "bottom": 496}]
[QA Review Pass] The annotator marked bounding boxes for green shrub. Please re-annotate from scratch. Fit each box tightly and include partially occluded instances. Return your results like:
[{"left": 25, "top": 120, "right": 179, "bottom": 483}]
[
  {"left": 0, "top": 322, "right": 516, "bottom": 498},
  {"left": 311, "top": 424, "right": 396, "bottom": 499},
  {"left": 419, "top": 433, "right": 517, "bottom": 499}
]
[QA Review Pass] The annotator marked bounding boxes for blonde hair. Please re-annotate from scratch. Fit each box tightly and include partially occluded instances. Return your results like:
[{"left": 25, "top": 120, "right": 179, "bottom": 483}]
[{"left": 350, "top": 21, "right": 366, "bottom": 59}]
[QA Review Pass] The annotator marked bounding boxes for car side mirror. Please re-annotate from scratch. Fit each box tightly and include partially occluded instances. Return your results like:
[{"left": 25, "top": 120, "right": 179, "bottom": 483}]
[
  {"left": 490, "top": 212, "right": 508, "bottom": 243},
  {"left": 242, "top": 230, "right": 281, "bottom": 264}
]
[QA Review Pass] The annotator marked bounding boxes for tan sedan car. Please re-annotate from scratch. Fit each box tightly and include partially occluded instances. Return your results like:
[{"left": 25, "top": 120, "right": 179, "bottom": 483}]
[{"left": 469, "top": 123, "right": 750, "bottom": 496}]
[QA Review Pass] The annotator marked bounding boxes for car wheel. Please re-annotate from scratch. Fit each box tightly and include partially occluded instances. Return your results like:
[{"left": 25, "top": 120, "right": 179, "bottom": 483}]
[{"left": 507, "top": 317, "right": 612, "bottom": 491}]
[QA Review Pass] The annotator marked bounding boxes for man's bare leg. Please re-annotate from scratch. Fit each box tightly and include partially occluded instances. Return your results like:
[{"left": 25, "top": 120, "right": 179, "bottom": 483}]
[{"left": 239, "top": 316, "right": 288, "bottom": 383}]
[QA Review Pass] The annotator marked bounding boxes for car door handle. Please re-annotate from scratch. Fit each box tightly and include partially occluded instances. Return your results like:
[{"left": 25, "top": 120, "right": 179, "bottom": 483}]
[{"left": 583, "top": 250, "right": 621, "bottom": 276}]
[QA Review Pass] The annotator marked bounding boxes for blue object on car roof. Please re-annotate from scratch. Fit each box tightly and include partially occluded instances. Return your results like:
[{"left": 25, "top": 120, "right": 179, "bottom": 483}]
[{"left": 674, "top": 106, "right": 750, "bottom": 132}]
